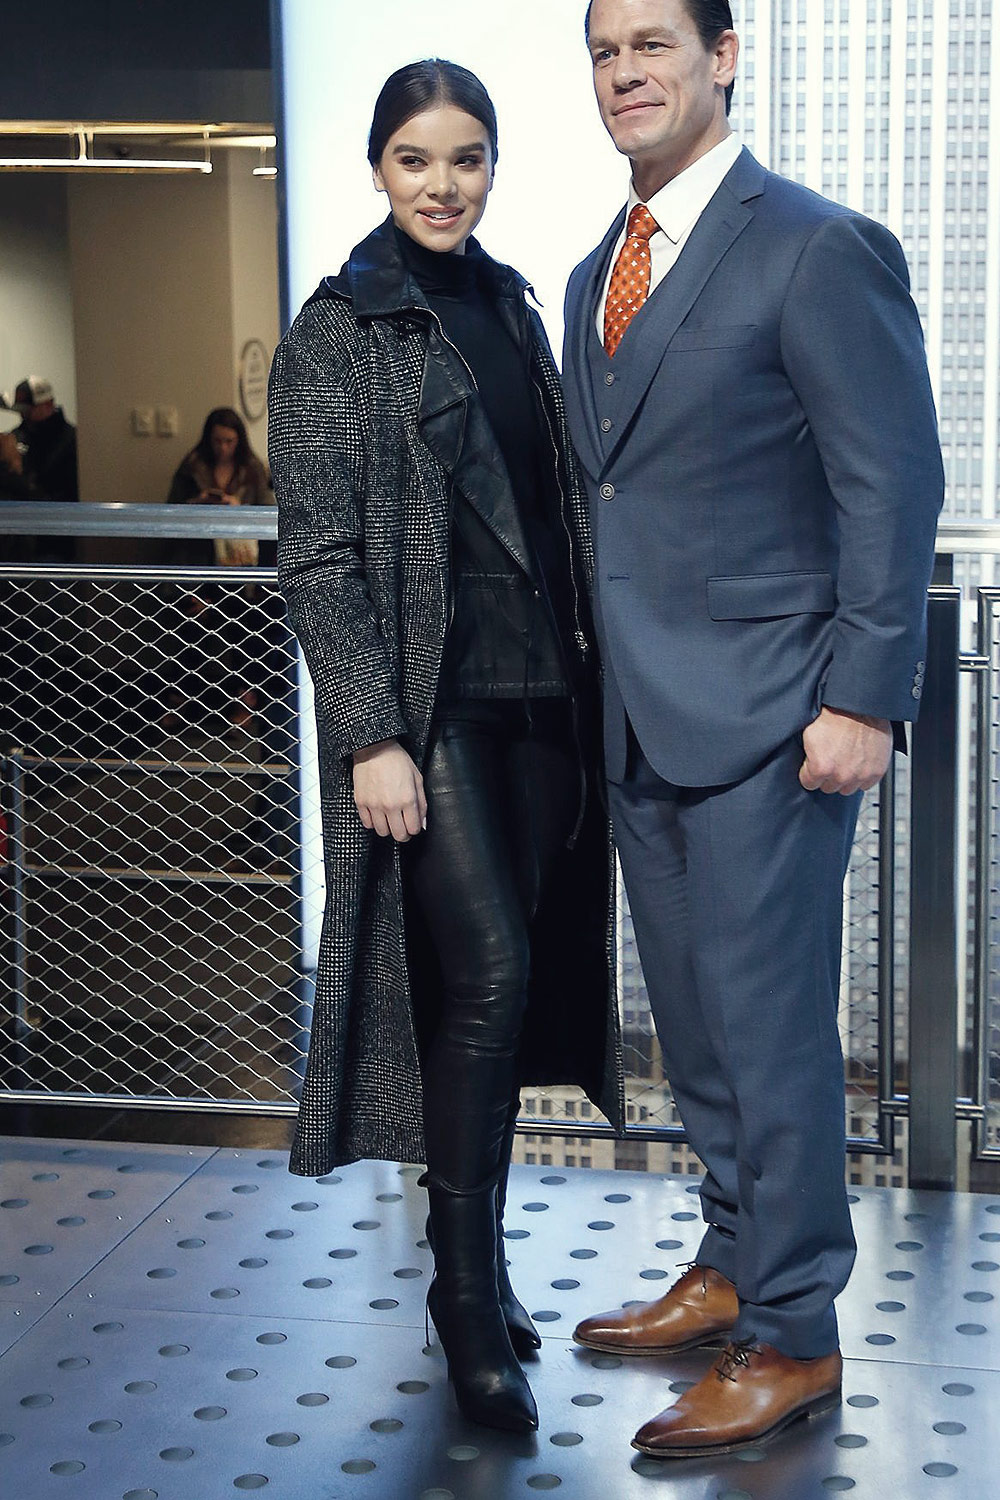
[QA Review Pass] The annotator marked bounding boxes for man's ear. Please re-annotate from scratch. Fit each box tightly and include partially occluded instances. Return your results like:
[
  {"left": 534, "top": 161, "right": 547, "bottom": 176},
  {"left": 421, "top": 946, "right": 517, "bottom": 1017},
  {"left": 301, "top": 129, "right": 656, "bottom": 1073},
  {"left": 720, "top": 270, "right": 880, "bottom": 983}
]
[{"left": 373, "top": 164, "right": 386, "bottom": 194}]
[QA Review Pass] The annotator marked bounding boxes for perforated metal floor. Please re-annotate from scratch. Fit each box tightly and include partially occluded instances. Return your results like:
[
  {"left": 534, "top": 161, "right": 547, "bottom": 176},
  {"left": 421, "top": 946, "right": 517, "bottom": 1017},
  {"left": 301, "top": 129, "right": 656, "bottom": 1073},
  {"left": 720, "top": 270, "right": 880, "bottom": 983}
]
[{"left": 1, "top": 1137, "right": 999, "bottom": 1498}]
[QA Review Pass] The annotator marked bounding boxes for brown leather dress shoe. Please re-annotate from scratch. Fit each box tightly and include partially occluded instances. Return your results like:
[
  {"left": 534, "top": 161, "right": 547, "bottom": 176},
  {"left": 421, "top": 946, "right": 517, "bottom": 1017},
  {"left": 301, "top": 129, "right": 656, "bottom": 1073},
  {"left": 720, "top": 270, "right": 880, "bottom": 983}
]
[
  {"left": 632, "top": 1339, "right": 843, "bottom": 1457},
  {"left": 572, "top": 1264, "right": 738, "bottom": 1355}
]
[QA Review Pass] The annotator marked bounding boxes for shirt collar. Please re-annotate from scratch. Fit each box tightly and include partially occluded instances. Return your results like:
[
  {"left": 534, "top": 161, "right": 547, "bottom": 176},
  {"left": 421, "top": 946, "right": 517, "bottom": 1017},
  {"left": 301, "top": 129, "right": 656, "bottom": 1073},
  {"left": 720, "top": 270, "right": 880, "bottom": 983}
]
[{"left": 628, "top": 134, "right": 743, "bottom": 244}]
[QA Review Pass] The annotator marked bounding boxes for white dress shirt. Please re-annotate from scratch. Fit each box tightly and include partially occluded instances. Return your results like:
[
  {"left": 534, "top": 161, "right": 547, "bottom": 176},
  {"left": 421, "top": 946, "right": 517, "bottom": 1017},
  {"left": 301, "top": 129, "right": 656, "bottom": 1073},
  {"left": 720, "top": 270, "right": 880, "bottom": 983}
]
[{"left": 596, "top": 133, "right": 744, "bottom": 341}]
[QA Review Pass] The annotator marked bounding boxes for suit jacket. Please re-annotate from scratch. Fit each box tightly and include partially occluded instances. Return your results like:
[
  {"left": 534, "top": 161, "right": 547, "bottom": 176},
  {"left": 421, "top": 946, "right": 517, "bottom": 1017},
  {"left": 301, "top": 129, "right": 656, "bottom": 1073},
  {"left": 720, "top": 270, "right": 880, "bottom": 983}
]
[{"left": 562, "top": 147, "right": 944, "bottom": 786}]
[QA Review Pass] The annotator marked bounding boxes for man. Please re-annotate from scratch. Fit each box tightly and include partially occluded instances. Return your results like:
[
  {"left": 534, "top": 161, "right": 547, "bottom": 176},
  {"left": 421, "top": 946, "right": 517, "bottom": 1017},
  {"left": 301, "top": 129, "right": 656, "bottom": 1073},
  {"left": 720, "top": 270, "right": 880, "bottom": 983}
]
[
  {"left": 1, "top": 375, "right": 78, "bottom": 561},
  {"left": 562, "top": 0, "right": 942, "bottom": 1461}
]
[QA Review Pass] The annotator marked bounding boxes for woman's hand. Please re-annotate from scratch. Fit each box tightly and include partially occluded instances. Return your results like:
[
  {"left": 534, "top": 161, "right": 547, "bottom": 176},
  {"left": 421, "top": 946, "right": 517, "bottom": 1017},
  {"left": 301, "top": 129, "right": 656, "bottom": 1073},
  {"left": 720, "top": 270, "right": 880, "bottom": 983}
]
[{"left": 353, "top": 739, "right": 427, "bottom": 842}]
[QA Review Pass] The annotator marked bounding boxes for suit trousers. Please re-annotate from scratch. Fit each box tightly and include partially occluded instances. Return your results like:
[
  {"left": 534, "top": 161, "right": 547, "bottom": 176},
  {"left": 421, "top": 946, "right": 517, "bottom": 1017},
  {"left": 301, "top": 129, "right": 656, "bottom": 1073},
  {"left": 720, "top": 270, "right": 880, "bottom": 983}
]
[{"left": 609, "top": 725, "right": 861, "bottom": 1357}]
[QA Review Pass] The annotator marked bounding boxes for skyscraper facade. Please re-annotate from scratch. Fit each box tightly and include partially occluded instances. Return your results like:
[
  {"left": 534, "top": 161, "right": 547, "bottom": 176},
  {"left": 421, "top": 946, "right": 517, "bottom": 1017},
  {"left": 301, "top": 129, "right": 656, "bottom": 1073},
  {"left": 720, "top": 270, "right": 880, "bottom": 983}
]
[{"left": 730, "top": 0, "right": 999, "bottom": 528}]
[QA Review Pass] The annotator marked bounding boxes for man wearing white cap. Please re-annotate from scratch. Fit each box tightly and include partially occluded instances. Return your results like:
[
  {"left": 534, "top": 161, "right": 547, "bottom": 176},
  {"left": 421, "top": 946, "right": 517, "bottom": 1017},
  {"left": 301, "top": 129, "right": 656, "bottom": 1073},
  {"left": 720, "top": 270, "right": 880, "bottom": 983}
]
[{"left": 1, "top": 375, "right": 78, "bottom": 561}]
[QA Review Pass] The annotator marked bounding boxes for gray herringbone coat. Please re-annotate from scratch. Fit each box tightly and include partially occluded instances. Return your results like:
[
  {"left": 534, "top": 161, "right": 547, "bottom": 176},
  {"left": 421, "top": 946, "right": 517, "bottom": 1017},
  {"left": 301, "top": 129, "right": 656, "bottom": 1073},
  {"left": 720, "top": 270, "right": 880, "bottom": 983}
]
[{"left": 268, "top": 220, "right": 625, "bottom": 1176}]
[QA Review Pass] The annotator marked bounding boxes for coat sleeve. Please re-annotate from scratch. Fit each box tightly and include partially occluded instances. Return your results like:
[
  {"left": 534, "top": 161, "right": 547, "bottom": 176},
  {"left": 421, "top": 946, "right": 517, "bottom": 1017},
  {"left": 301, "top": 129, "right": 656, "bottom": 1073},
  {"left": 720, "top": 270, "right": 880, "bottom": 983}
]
[
  {"left": 268, "top": 313, "right": 408, "bottom": 760},
  {"left": 779, "top": 213, "right": 944, "bottom": 721}
]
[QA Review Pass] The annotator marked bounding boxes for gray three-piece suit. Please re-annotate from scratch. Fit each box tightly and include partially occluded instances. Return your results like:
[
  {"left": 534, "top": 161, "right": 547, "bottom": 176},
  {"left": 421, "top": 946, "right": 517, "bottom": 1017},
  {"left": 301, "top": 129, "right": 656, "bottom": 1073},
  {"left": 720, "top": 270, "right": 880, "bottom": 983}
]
[{"left": 562, "top": 147, "right": 943, "bottom": 1356}]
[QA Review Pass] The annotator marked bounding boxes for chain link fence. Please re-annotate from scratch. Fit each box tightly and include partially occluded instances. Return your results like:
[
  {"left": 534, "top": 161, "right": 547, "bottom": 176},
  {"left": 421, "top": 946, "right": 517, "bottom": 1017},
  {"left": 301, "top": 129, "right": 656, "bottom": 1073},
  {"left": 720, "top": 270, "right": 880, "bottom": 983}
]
[{"left": 0, "top": 507, "right": 911, "bottom": 1164}]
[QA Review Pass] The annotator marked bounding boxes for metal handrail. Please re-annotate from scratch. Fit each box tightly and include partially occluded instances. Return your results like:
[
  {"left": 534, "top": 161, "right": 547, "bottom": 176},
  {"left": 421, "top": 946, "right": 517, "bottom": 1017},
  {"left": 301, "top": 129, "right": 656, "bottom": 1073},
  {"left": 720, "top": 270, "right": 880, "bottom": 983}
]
[
  {"left": 0, "top": 503, "right": 996, "bottom": 549},
  {"left": 0, "top": 501, "right": 277, "bottom": 540}
]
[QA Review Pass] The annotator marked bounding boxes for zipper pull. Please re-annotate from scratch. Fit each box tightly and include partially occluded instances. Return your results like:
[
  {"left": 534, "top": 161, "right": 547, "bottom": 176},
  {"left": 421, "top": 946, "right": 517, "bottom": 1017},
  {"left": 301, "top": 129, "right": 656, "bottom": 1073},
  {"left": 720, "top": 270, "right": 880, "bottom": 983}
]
[{"left": 575, "top": 630, "right": 589, "bottom": 657}]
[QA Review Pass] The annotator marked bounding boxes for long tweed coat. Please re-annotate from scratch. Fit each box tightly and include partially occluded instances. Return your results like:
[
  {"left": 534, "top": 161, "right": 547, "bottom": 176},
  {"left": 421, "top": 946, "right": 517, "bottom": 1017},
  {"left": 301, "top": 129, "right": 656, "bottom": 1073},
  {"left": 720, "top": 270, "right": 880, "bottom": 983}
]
[{"left": 268, "top": 219, "right": 625, "bottom": 1176}]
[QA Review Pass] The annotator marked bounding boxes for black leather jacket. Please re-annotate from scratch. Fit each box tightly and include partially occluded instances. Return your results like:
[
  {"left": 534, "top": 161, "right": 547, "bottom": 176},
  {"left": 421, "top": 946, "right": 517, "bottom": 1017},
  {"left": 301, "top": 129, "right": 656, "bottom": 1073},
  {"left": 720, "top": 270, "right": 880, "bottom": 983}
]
[{"left": 312, "top": 219, "right": 587, "bottom": 704}]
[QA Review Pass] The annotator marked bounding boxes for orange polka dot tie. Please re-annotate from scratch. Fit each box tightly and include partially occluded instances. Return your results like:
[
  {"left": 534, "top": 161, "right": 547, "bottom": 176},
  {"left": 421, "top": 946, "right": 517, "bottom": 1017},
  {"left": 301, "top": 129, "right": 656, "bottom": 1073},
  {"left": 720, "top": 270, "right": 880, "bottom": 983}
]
[{"left": 603, "top": 203, "right": 659, "bottom": 357}]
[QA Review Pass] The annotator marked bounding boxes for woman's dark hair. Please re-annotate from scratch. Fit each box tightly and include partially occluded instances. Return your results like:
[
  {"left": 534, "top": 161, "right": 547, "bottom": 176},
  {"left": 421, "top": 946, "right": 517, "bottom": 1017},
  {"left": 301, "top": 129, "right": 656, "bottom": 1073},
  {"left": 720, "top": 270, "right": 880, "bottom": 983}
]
[
  {"left": 584, "top": 0, "right": 736, "bottom": 115},
  {"left": 367, "top": 59, "right": 499, "bottom": 167},
  {"left": 194, "top": 407, "right": 252, "bottom": 469}
]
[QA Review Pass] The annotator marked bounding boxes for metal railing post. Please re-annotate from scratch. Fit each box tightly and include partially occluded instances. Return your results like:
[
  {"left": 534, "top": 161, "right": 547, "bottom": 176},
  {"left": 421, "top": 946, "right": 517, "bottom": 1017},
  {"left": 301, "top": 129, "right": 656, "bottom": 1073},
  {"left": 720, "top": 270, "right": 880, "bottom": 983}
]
[{"left": 908, "top": 586, "right": 961, "bottom": 1189}]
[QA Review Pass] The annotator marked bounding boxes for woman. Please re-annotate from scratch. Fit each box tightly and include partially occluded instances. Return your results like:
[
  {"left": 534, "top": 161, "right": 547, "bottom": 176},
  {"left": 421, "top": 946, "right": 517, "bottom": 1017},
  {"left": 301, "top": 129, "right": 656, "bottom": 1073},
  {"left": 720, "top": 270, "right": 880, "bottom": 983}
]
[
  {"left": 165, "top": 408, "right": 273, "bottom": 729},
  {"left": 269, "top": 60, "right": 624, "bottom": 1433}
]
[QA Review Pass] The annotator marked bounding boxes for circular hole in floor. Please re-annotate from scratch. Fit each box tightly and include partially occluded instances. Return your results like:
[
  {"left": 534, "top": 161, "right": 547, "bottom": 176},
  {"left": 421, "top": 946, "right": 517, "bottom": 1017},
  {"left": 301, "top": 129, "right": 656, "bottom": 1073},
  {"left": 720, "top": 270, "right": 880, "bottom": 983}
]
[
  {"left": 342, "top": 1460, "right": 376, "bottom": 1475},
  {"left": 550, "top": 1433, "right": 583, "bottom": 1447},
  {"left": 922, "top": 1464, "right": 958, "bottom": 1478},
  {"left": 194, "top": 1407, "right": 227, "bottom": 1421},
  {"left": 370, "top": 1420, "right": 403, "bottom": 1435},
  {"left": 587, "top": 1221, "right": 614, "bottom": 1231},
  {"left": 846, "top": 1395, "right": 879, "bottom": 1409},
  {"left": 326, "top": 1357, "right": 357, "bottom": 1370},
  {"left": 570, "top": 1249, "right": 597, "bottom": 1260},
  {"left": 571, "top": 1394, "right": 603, "bottom": 1407},
  {"left": 933, "top": 1422, "right": 966, "bottom": 1436},
  {"left": 266, "top": 1433, "right": 300, "bottom": 1447},
  {"left": 397, "top": 1381, "right": 430, "bottom": 1395}
]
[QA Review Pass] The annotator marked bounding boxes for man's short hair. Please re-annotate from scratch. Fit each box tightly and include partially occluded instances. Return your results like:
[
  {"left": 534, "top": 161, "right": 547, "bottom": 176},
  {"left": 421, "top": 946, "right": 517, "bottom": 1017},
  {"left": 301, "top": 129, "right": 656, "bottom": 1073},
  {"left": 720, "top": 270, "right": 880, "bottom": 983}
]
[{"left": 584, "top": 0, "right": 736, "bottom": 114}]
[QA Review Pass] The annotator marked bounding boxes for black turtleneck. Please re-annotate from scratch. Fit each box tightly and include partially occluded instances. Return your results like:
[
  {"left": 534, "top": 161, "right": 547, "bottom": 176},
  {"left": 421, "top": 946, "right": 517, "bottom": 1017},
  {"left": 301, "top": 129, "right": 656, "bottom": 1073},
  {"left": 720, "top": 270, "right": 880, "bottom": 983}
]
[
  {"left": 395, "top": 225, "right": 573, "bottom": 701},
  {"left": 396, "top": 227, "right": 546, "bottom": 530}
]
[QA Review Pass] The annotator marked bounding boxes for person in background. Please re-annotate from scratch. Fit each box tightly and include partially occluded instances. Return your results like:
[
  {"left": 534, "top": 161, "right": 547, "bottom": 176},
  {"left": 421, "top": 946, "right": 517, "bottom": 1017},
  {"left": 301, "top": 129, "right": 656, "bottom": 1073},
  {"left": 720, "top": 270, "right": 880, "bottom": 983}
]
[
  {"left": 164, "top": 407, "right": 273, "bottom": 731},
  {"left": 0, "top": 376, "right": 78, "bottom": 562},
  {"left": 0, "top": 430, "right": 41, "bottom": 562}
]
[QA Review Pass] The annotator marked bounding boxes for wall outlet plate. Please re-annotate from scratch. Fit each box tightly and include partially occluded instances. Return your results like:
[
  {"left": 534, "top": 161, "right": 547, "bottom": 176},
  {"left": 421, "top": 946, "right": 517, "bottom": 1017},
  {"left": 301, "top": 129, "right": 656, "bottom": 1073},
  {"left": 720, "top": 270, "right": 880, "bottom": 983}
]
[{"left": 131, "top": 406, "right": 154, "bottom": 437}]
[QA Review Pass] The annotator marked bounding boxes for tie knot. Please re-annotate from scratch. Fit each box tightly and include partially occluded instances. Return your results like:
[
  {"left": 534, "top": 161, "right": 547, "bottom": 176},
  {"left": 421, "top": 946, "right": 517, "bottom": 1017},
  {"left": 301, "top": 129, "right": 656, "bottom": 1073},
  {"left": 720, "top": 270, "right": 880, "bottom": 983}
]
[{"left": 626, "top": 204, "right": 658, "bottom": 243}]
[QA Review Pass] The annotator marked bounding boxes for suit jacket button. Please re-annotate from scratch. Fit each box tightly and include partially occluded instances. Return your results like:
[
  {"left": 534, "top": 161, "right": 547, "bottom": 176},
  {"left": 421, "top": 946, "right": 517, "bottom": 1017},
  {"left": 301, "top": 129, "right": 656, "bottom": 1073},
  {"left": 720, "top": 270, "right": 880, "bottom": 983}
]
[
  {"left": 601, "top": 418, "right": 613, "bottom": 432},
  {"left": 911, "top": 685, "right": 922, "bottom": 699},
  {"left": 916, "top": 660, "right": 926, "bottom": 672},
  {"left": 605, "top": 372, "right": 616, "bottom": 386},
  {"left": 600, "top": 483, "right": 615, "bottom": 501}
]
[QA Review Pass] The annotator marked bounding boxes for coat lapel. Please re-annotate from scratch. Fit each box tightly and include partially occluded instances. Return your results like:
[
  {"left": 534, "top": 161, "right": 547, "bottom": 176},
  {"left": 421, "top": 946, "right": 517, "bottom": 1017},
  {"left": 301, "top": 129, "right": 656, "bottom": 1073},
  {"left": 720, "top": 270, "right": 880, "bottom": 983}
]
[
  {"left": 563, "top": 211, "right": 625, "bottom": 477},
  {"left": 606, "top": 160, "right": 762, "bottom": 466}
]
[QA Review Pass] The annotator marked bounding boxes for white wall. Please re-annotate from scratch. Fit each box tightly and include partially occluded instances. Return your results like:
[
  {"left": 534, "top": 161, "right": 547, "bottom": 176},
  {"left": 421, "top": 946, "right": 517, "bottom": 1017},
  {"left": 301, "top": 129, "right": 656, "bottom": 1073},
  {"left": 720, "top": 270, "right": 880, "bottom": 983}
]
[
  {"left": 276, "top": 0, "right": 631, "bottom": 356},
  {"left": 65, "top": 160, "right": 280, "bottom": 512},
  {"left": 0, "top": 177, "right": 77, "bottom": 434},
  {"left": 226, "top": 151, "right": 280, "bottom": 462},
  {"left": 67, "top": 170, "right": 236, "bottom": 508}
]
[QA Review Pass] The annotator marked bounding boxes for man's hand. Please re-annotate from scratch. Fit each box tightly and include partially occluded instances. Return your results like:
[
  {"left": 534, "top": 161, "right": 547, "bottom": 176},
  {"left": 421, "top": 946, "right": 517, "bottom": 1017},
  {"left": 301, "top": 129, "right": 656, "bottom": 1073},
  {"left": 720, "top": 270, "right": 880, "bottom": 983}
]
[
  {"left": 799, "top": 707, "right": 893, "bottom": 795},
  {"left": 353, "top": 739, "right": 427, "bottom": 842}
]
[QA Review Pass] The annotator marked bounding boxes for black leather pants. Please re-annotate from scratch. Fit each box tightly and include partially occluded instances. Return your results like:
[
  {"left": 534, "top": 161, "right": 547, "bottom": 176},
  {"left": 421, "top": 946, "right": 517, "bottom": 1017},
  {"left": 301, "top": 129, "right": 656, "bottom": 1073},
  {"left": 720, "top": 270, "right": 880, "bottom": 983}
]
[{"left": 405, "top": 699, "right": 579, "bottom": 1191}]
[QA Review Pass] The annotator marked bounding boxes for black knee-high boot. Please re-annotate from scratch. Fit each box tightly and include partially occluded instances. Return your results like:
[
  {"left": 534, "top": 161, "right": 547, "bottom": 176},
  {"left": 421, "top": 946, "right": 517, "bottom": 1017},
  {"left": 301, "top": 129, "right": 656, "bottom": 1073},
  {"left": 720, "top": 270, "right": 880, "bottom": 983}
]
[
  {"left": 424, "top": 1096, "right": 541, "bottom": 1361},
  {"left": 425, "top": 1171, "right": 538, "bottom": 1432},
  {"left": 495, "top": 1098, "right": 542, "bottom": 1357}
]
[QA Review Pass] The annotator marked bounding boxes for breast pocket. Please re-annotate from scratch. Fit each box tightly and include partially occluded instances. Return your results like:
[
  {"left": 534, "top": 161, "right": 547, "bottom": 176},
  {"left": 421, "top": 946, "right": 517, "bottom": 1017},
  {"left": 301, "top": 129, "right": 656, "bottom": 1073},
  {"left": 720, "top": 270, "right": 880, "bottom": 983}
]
[
  {"left": 707, "top": 571, "right": 835, "bottom": 620},
  {"left": 668, "top": 324, "right": 758, "bottom": 352}
]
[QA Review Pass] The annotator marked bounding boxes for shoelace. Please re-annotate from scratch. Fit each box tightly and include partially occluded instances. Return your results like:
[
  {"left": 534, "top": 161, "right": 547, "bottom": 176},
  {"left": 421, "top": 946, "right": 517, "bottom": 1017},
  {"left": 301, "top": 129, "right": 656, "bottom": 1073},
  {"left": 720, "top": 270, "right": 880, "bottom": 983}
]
[
  {"left": 676, "top": 1260, "right": 708, "bottom": 1294},
  {"left": 715, "top": 1338, "right": 763, "bottom": 1383}
]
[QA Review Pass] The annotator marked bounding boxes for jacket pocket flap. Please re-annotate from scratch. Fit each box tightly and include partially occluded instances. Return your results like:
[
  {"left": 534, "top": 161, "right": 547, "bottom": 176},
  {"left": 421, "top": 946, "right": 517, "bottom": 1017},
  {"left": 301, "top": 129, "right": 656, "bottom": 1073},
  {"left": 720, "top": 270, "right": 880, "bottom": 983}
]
[
  {"left": 669, "top": 323, "right": 758, "bottom": 351},
  {"left": 707, "top": 571, "right": 835, "bottom": 620}
]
